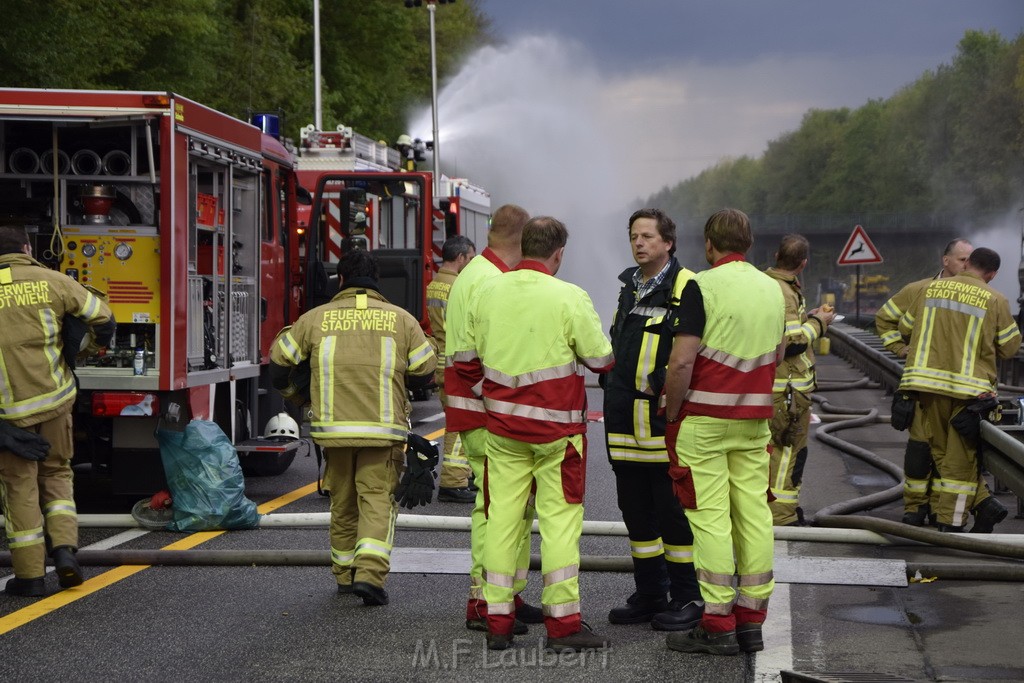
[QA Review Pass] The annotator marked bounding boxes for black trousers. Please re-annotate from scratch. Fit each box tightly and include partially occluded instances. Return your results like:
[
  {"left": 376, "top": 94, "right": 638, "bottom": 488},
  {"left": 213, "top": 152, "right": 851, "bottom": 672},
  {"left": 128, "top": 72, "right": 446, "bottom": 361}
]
[{"left": 613, "top": 462, "right": 700, "bottom": 602}]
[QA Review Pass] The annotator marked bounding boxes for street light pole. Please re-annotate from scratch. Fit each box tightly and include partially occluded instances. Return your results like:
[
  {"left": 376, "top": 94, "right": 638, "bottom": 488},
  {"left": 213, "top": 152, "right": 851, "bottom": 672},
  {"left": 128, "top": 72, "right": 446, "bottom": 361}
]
[
  {"left": 428, "top": 1, "right": 441, "bottom": 198},
  {"left": 313, "top": 0, "right": 322, "bottom": 130},
  {"left": 405, "top": 0, "right": 452, "bottom": 198}
]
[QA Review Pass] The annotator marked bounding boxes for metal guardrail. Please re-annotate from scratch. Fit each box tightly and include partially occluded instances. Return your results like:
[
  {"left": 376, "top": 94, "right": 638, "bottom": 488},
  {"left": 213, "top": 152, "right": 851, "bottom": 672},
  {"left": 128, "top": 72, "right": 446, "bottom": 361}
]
[
  {"left": 826, "top": 322, "right": 1024, "bottom": 512},
  {"left": 826, "top": 322, "right": 904, "bottom": 393}
]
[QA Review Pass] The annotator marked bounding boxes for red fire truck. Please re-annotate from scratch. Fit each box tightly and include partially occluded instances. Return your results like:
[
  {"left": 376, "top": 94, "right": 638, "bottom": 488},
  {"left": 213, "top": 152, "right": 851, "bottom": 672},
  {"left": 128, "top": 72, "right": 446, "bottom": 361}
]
[
  {"left": 0, "top": 88, "right": 308, "bottom": 492},
  {"left": 292, "top": 125, "right": 491, "bottom": 328},
  {"left": 0, "top": 90, "right": 492, "bottom": 494}
]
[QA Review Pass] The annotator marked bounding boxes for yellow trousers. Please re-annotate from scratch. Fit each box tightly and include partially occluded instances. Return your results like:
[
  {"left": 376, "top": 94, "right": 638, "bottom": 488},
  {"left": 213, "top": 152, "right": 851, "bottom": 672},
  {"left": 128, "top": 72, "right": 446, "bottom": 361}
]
[
  {"left": 463, "top": 427, "right": 532, "bottom": 619},
  {"left": 323, "top": 444, "right": 402, "bottom": 588},
  {"left": 483, "top": 432, "right": 585, "bottom": 638},
  {"left": 672, "top": 415, "right": 775, "bottom": 632},
  {"left": 0, "top": 412, "right": 77, "bottom": 579}
]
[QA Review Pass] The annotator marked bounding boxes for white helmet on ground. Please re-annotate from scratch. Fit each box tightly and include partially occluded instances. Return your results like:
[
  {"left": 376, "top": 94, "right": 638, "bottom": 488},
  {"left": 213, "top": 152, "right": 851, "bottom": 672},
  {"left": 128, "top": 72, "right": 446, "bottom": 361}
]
[{"left": 265, "top": 412, "right": 299, "bottom": 440}]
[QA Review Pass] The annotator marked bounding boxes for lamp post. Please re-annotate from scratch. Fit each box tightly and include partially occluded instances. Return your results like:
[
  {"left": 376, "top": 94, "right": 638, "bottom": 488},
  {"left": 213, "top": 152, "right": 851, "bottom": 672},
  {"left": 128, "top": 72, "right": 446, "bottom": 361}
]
[
  {"left": 405, "top": 0, "right": 454, "bottom": 198},
  {"left": 313, "top": 0, "right": 322, "bottom": 130}
]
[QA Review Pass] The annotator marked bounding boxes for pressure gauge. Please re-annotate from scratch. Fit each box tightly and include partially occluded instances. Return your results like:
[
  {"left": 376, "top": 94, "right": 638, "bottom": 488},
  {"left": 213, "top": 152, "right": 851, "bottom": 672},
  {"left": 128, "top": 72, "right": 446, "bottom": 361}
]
[
  {"left": 81, "top": 243, "right": 97, "bottom": 258},
  {"left": 113, "top": 242, "right": 133, "bottom": 261}
]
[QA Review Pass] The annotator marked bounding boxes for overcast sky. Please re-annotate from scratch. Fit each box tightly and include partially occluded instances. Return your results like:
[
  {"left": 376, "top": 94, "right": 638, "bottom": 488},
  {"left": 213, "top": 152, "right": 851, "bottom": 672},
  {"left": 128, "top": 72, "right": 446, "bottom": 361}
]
[
  {"left": 410, "top": 1, "right": 1023, "bottom": 317},
  {"left": 468, "top": 0, "right": 1023, "bottom": 197}
]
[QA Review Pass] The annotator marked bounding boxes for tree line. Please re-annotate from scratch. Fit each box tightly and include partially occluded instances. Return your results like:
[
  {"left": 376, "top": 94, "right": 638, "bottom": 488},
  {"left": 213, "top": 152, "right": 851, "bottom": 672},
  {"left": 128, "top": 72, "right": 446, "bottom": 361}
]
[
  {"left": 0, "top": 0, "right": 490, "bottom": 144},
  {"left": 647, "top": 30, "right": 1024, "bottom": 229}
]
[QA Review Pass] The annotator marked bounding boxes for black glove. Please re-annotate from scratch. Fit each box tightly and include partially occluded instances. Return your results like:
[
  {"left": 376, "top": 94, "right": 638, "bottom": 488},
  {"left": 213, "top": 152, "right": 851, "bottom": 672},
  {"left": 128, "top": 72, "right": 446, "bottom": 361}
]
[
  {"left": 284, "top": 359, "right": 312, "bottom": 406},
  {"left": 0, "top": 421, "right": 51, "bottom": 462},
  {"left": 891, "top": 391, "right": 916, "bottom": 431},
  {"left": 950, "top": 392, "right": 999, "bottom": 442},
  {"left": 395, "top": 433, "right": 439, "bottom": 509},
  {"left": 62, "top": 315, "right": 89, "bottom": 369}
]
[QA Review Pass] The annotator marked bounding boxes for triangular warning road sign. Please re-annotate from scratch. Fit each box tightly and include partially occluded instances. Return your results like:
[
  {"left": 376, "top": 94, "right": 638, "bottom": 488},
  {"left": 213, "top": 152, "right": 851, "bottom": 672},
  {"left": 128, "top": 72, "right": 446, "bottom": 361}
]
[{"left": 837, "top": 225, "right": 883, "bottom": 265}]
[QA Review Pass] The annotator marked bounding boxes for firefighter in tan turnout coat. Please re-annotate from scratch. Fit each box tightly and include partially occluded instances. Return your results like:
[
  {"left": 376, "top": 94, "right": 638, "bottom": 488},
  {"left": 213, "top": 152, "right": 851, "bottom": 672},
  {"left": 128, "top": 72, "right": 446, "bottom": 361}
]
[
  {"left": 897, "top": 247, "right": 1020, "bottom": 533},
  {"left": 425, "top": 235, "right": 476, "bottom": 502},
  {"left": 271, "top": 249, "right": 436, "bottom": 606},
  {"left": 0, "top": 225, "right": 114, "bottom": 597}
]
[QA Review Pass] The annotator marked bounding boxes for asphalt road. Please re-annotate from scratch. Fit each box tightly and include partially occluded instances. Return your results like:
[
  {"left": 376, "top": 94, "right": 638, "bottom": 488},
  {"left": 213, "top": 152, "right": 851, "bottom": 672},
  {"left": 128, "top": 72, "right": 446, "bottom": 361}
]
[{"left": 1, "top": 353, "right": 1023, "bottom": 682}]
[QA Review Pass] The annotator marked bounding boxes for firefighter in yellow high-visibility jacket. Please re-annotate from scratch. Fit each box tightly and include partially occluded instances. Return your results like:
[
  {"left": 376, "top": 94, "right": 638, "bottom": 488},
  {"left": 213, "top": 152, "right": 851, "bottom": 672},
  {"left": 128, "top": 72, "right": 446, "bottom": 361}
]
[
  {"left": 897, "top": 247, "right": 1020, "bottom": 533},
  {"left": 663, "top": 209, "right": 786, "bottom": 656},
  {"left": 425, "top": 235, "right": 476, "bottom": 503},
  {"left": 271, "top": 249, "right": 436, "bottom": 606},
  {"left": 764, "top": 234, "right": 833, "bottom": 527},
  {"left": 875, "top": 238, "right": 972, "bottom": 526},
  {"left": 0, "top": 225, "right": 114, "bottom": 598},
  {"left": 457, "top": 216, "right": 615, "bottom": 652},
  {"left": 444, "top": 204, "right": 543, "bottom": 632}
]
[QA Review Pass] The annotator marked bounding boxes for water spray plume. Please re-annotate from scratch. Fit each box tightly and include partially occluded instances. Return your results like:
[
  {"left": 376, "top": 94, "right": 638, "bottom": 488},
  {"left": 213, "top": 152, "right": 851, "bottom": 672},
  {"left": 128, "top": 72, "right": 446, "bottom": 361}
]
[{"left": 408, "top": 35, "right": 633, "bottom": 321}]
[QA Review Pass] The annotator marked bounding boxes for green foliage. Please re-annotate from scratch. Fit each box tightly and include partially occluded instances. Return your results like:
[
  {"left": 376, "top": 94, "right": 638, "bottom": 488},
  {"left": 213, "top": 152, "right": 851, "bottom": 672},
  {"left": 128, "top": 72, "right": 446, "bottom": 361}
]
[
  {"left": 0, "top": 0, "right": 489, "bottom": 144},
  {"left": 659, "top": 30, "right": 1024, "bottom": 226}
]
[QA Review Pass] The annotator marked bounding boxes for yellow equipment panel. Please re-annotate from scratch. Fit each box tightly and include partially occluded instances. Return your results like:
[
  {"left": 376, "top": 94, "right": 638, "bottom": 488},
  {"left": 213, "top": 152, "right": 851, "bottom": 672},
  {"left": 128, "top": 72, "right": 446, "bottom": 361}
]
[{"left": 60, "top": 228, "right": 161, "bottom": 324}]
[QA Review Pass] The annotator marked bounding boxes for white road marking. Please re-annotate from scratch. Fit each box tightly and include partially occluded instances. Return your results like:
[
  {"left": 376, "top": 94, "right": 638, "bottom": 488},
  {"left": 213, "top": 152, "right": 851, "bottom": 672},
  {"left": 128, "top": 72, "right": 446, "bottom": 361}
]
[{"left": 755, "top": 542, "right": 795, "bottom": 683}]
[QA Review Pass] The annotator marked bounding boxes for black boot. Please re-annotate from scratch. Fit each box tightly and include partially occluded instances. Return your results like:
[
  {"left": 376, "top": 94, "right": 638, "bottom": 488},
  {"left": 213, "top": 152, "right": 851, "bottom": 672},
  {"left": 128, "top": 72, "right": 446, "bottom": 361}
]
[
  {"left": 352, "top": 581, "right": 389, "bottom": 606},
  {"left": 438, "top": 487, "right": 476, "bottom": 503},
  {"left": 545, "top": 622, "right": 610, "bottom": 652},
  {"left": 666, "top": 625, "right": 740, "bottom": 656},
  {"left": 5, "top": 577, "right": 45, "bottom": 597},
  {"left": 902, "top": 503, "right": 930, "bottom": 527},
  {"left": 970, "top": 497, "right": 1007, "bottom": 533},
  {"left": 651, "top": 599, "right": 704, "bottom": 631},
  {"left": 466, "top": 617, "right": 528, "bottom": 635},
  {"left": 608, "top": 592, "right": 668, "bottom": 624},
  {"left": 51, "top": 546, "right": 83, "bottom": 589},
  {"left": 736, "top": 622, "right": 764, "bottom": 652},
  {"left": 515, "top": 599, "right": 545, "bottom": 624}
]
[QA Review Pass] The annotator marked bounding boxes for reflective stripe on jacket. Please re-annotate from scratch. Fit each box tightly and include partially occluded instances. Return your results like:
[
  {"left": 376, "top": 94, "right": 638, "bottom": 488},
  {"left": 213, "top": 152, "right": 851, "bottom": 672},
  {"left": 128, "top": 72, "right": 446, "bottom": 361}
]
[
  {"left": 765, "top": 267, "right": 823, "bottom": 394},
  {"left": 898, "top": 271, "right": 1021, "bottom": 399},
  {"left": 463, "top": 260, "right": 614, "bottom": 444},
  {"left": 683, "top": 259, "right": 784, "bottom": 420},
  {"left": 444, "top": 249, "right": 509, "bottom": 433},
  {"left": 270, "top": 287, "right": 435, "bottom": 447},
  {"left": 605, "top": 260, "right": 694, "bottom": 464},
  {"left": 426, "top": 266, "right": 457, "bottom": 387},
  {"left": 875, "top": 278, "right": 930, "bottom": 354},
  {"left": 0, "top": 253, "right": 113, "bottom": 426}
]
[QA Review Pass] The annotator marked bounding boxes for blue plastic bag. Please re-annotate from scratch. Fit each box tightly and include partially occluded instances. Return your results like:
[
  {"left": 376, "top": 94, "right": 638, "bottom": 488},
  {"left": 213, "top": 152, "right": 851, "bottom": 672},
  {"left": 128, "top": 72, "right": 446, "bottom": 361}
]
[{"left": 156, "top": 420, "right": 260, "bottom": 531}]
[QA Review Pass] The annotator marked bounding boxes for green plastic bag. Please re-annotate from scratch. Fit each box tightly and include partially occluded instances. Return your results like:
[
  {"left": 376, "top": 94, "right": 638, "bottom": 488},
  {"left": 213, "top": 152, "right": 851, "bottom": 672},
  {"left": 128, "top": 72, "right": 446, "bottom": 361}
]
[{"left": 156, "top": 420, "right": 260, "bottom": 531}]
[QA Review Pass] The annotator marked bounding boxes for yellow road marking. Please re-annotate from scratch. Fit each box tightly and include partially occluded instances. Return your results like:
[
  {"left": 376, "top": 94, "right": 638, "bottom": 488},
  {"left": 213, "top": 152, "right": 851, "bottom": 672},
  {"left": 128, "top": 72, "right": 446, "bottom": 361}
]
[
  {"left": 0, "top": 482, "right": 320, "bottom": 634},
  {"left": 2, "top": 428, "right": 444, "bottom": 634},
  {"left": 0, "top": 429, "right": 445, "bottom": 635}
]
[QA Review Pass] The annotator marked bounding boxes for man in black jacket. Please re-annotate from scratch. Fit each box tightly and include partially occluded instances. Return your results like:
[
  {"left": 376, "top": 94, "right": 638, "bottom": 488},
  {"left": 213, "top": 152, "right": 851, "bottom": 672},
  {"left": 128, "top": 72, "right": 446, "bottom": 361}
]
[{"left": 603, "top": 209, "right": 703, "bottom": 631}]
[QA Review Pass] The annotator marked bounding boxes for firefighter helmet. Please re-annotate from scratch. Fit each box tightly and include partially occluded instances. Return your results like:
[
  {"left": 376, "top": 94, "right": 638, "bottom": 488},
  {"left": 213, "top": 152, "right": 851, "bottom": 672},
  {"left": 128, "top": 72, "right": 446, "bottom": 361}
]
[{"left": 265, "top": 412, "right": 299, "bottom": 440}]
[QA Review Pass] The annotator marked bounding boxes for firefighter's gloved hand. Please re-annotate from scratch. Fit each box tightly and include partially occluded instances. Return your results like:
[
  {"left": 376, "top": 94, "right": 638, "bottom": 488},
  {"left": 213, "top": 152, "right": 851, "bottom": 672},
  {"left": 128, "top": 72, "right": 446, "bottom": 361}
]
[
  {"left": 0, "top": 421, "right": 50, "bottom": 462},
  {"left": 395, "top": 433, "right": 439, "bottom": 509},
  {"left": 281, "top": 360, "right": 312, "bottom": 407},
  {"left": 890, "top": 391, "right": 916, "bottom": 431}
]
